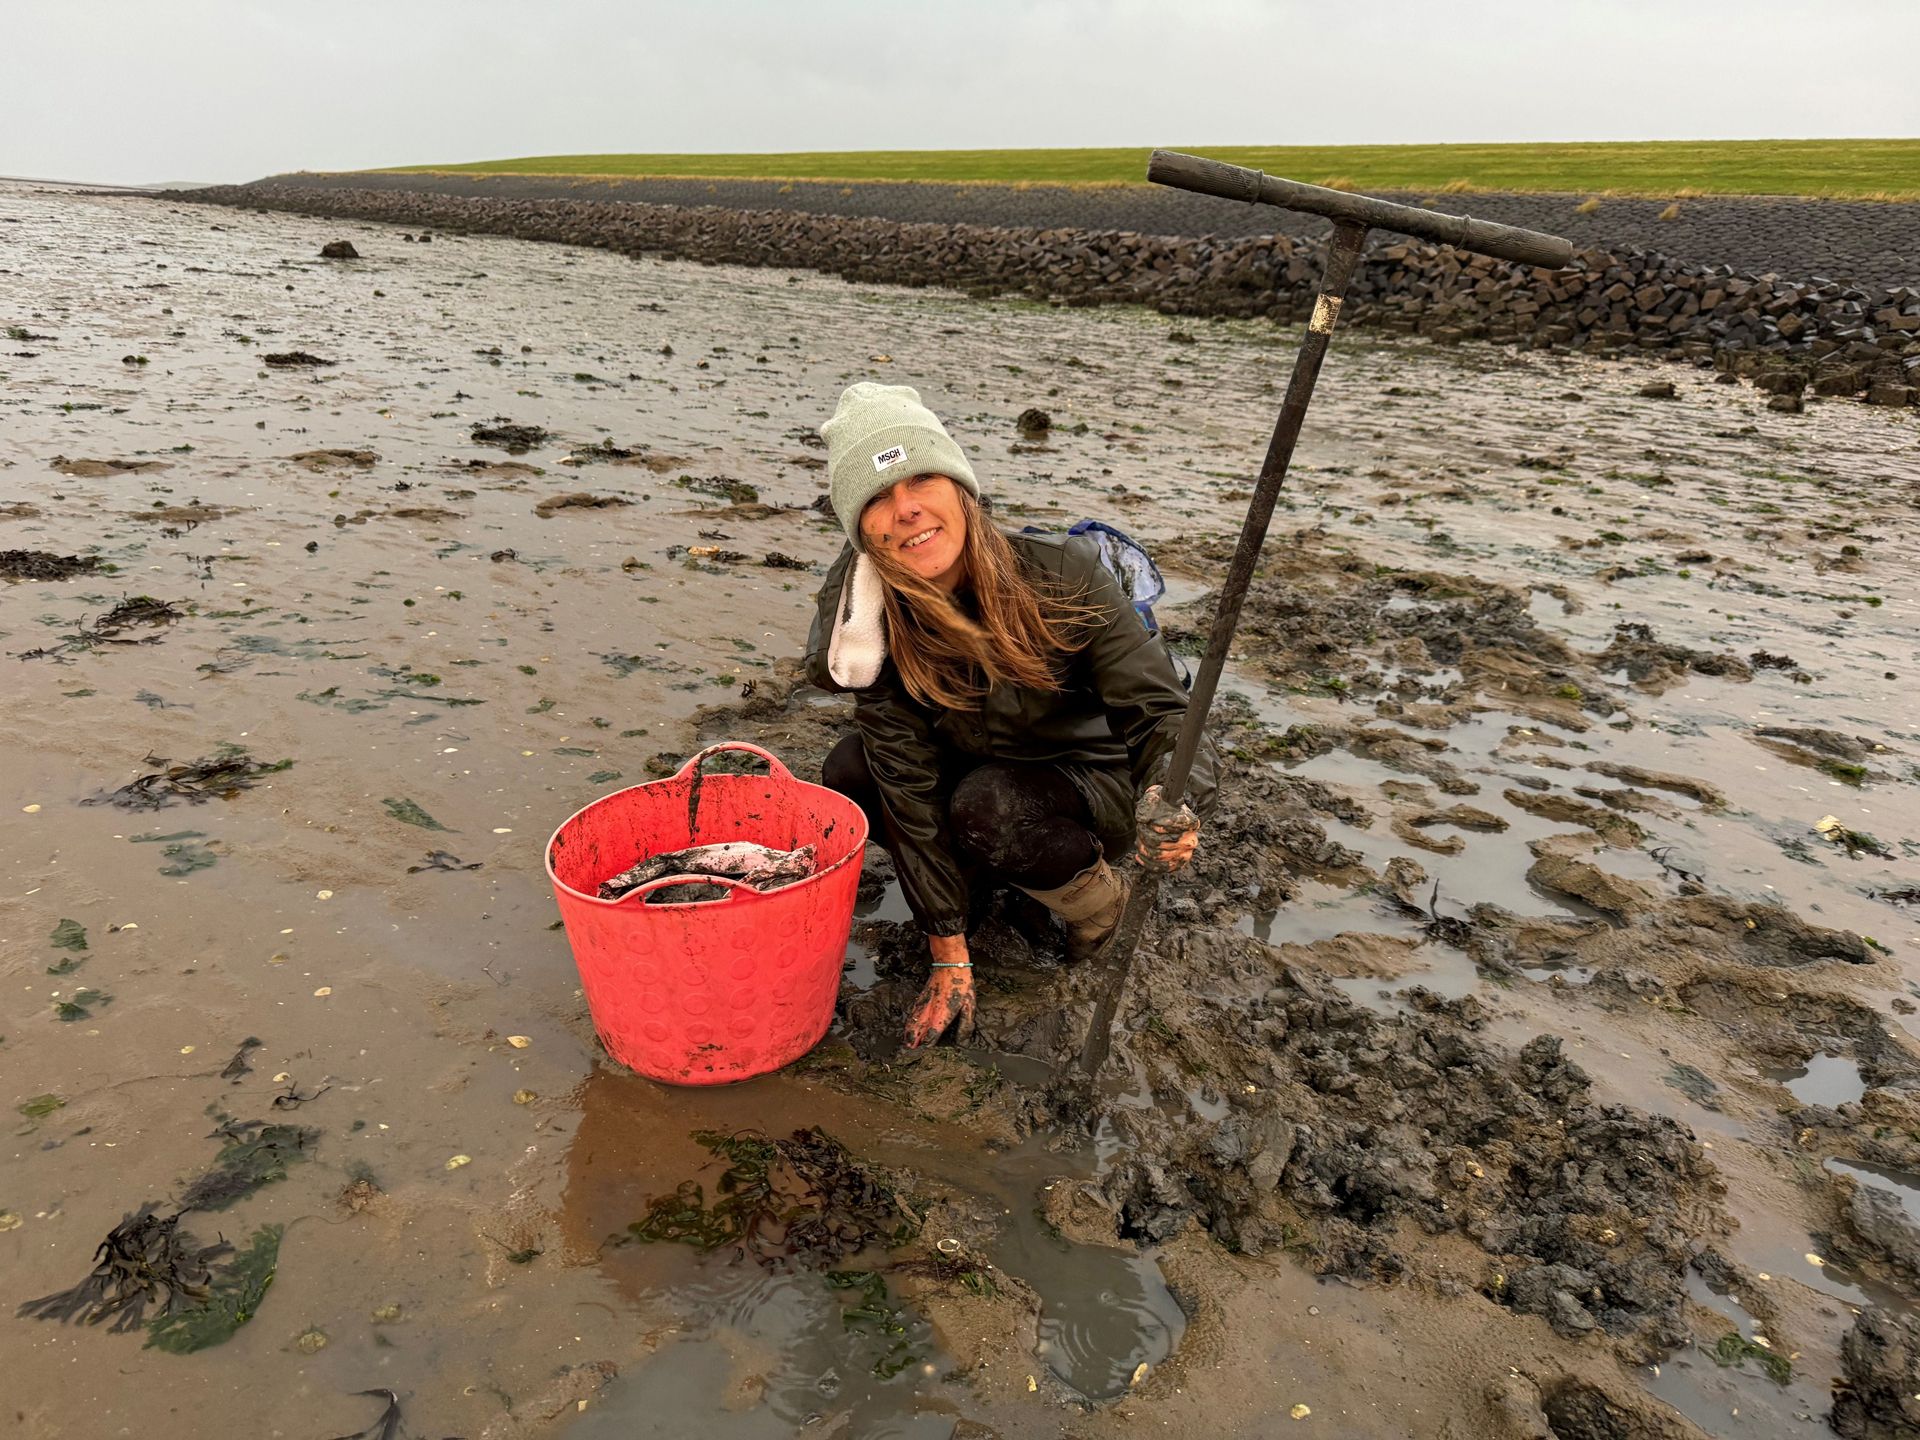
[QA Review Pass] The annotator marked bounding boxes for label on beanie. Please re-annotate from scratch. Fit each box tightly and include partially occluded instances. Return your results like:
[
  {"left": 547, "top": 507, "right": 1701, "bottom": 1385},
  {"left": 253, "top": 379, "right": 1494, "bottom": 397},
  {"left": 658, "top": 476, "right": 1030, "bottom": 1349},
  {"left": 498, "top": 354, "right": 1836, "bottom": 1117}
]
[{"left": 871, "top": 445, "right": 906, "bottom": 472}]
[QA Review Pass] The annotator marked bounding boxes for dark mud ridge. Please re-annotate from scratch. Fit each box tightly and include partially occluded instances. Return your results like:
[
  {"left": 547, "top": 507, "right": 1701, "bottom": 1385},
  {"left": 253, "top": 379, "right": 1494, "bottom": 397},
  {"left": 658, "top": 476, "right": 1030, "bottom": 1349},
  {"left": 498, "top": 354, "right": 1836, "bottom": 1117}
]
[{"left": 173, "top": 181, "right": 1920, "bottom": 408}]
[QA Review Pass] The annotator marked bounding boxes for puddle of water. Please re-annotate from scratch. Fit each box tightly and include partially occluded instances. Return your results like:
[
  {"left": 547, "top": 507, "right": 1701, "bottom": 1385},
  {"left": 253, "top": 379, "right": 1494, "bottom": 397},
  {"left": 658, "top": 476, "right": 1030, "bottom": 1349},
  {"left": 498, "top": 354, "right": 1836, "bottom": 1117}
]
[
  {"left": 1013, "top": 1229, "right": 1182, "bottom": 1400},
  {"left": 1828, "top": 1157, "right": 1920, "bottom": 1220},
  {"left": 953, "top": 1047, "right": 1057, "bottom": 1092},
  {"left": 1518, "top": 959, "right": 1595, "bottom": 985},
  {"left": 1764, "top": 1052, "right": 1867, "bottom": 1108},
  {"left": 1329, "top": 944, "right": 1482, "bottom": 1015},
  {"left": 1185, "top": 1084, "right": 1231, "bottom": 1123},
  {"left": 1643, "top": 1348, "right": 1824, "bottom": 1440},
  {"left": 1234, "top": 881, "right": 1423, "bottom": 946},
  {"left": 1725, "top": 1221, "right": 1910, "bottom": 1318},
  {"left": 1526, "top": 588, "right": 1573, "bottom": 625},
  {"left": 843, "top": 876, "right": 913, "bottom": 990},
  {"left": 551, "top": 1065, "right": 1188, "bottom": 1426},
  {"left": 982, "top": 1150, "right": 1186, "bottom": 1401},
  {"left": 569, "top": 1256, "right": 952, "bottom": 1440}
]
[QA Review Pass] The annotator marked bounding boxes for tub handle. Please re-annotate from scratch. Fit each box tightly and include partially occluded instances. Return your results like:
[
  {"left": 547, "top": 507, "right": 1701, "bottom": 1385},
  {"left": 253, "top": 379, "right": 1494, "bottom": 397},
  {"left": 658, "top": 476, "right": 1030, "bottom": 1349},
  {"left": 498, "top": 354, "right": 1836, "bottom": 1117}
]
[
  {"left": 616, "top": 874, "right": 768, "bottom": 906},
  {"left": 674, "top": 740, "right": 796, "bottom": 784}
]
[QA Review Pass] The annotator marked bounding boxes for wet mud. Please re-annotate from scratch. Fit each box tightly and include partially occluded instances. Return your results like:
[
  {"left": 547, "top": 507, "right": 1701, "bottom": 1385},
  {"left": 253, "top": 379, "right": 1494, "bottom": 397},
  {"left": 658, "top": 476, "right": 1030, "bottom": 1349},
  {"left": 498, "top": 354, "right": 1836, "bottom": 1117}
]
[{"left": 2, "top": 181, "right": 1918, "bottom": 1439}]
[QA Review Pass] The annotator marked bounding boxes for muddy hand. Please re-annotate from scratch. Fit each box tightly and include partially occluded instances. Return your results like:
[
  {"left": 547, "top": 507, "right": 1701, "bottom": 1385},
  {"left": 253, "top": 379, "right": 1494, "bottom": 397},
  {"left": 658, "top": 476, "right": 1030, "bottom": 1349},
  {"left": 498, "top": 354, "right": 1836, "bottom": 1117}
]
[
  {"left": 905, "top": 937, "right": 977, "bottom": 1048},
  {"left": 1134, "top": 784, "right": 1200, "bottom": 875}
]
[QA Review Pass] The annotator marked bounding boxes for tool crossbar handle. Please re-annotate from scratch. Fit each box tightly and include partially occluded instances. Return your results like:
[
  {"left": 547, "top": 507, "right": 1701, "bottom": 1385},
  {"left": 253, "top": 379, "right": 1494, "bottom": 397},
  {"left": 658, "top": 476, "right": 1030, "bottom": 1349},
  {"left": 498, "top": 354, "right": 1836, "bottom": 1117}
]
[{"left": 1148, "top": 150, "right": 1576, "bottom": 270}]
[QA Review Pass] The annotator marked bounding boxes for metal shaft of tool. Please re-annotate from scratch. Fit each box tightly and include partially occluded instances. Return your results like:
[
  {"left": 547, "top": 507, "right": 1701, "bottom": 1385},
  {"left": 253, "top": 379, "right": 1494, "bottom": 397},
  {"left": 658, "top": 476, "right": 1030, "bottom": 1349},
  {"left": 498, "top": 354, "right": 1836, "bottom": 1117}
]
[{"left": 1076, "top": 220, "right": 1372, "bottom": 1079}]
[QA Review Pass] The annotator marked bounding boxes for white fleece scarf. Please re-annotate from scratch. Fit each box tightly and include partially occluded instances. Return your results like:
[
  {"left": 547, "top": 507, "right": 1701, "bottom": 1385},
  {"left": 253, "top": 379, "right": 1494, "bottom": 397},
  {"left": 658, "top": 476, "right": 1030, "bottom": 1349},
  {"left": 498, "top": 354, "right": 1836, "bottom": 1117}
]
[{"left": 826, "top": 552, "right": 888, "bottom": 690}]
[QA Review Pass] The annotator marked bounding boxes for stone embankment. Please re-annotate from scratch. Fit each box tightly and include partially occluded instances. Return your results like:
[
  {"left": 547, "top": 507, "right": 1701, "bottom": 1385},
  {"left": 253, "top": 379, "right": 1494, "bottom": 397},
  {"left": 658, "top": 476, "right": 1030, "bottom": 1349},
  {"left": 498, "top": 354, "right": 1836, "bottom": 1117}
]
[{"left": 176, "top": 181, "right": 1920, "bottom": 407}]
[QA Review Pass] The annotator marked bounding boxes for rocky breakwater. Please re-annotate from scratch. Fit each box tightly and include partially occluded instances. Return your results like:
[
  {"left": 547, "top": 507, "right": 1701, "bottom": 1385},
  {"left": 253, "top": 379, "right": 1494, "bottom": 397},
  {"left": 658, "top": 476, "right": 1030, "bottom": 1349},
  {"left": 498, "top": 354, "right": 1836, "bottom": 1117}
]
[{"left": 175, "top": 181, "right": 1920, "bottom": 408}]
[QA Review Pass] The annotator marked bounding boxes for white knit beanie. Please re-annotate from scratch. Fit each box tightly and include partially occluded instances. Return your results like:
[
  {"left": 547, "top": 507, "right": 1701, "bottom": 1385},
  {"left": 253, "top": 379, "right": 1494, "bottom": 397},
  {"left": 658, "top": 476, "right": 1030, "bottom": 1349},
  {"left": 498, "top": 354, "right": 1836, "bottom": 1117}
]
[{"left": 820, "top": 382, "right": 980, "bottom": 539}]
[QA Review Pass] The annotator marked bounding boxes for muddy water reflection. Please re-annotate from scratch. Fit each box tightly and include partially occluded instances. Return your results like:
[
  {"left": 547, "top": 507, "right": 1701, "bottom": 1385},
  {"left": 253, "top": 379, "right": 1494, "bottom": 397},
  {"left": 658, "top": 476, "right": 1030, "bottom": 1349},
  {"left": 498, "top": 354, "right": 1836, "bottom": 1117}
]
[
  {"left": 570, "top": 1263, "right": 951, "bottom": 1440},
  {"left": 558, "top": 1066, "right": 1180, "bottom": 1429}
]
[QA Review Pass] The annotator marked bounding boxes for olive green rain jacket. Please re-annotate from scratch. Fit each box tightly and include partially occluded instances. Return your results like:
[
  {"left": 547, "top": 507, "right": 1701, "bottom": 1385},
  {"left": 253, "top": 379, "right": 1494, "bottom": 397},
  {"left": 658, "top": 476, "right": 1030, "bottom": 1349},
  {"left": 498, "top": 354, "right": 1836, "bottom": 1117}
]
[{"left": 803, "top": 531, "right": 1219, "bottom": 936}]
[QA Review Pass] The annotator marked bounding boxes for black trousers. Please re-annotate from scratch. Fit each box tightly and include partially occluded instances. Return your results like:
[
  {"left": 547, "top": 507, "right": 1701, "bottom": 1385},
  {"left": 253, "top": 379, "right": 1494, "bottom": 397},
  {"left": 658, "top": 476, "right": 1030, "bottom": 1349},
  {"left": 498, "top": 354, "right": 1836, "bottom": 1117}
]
[{"left": 822, "top": 733, "right": 1099, "bottom": 891}]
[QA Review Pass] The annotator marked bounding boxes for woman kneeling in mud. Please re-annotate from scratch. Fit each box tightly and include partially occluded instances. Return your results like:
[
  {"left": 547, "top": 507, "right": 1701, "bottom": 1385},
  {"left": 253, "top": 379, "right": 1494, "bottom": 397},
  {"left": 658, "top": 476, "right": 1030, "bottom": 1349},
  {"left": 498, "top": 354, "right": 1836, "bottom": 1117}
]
[{"left": 805, "top": 382, "right": 1217, "bottom": 1048}]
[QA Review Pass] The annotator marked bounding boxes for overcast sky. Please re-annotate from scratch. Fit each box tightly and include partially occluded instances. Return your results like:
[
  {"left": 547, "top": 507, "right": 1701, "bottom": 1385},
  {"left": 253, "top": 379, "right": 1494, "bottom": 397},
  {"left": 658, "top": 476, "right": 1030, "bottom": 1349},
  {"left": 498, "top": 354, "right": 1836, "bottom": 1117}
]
[{"left": 8, "top": 0, "right": 1917, "bottom": 184}]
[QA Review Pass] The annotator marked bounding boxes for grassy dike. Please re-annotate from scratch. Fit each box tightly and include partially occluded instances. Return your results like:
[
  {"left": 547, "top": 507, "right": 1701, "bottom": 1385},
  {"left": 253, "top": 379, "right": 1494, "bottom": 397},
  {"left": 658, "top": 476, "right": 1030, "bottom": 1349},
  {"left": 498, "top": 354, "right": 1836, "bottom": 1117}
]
[{"left": 375, "top": 138, "right": 1919, "bottom": 201}]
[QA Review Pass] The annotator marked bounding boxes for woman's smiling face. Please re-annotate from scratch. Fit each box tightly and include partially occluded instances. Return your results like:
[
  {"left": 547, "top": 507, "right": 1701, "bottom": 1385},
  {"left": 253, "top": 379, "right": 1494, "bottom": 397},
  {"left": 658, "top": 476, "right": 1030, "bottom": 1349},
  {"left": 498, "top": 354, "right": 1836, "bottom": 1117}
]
[{"left": 858, "top": 473, "right": 969, "bottom": 588}]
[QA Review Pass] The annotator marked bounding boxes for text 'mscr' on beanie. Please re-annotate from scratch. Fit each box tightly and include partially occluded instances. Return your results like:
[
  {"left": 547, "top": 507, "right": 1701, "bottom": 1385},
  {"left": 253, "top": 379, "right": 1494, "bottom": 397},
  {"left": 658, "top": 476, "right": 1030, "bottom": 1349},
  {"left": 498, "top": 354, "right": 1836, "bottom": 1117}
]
[{"left": 820, "top": 382, "right": 980, "bottom": 540}]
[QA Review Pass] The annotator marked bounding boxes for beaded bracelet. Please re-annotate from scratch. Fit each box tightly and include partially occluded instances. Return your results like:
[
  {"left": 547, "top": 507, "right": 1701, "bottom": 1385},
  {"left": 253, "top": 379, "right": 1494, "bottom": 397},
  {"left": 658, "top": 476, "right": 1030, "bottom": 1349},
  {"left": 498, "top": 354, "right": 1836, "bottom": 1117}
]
[{"left": 929, "top": 960, "right": 973, "bottom": 969}]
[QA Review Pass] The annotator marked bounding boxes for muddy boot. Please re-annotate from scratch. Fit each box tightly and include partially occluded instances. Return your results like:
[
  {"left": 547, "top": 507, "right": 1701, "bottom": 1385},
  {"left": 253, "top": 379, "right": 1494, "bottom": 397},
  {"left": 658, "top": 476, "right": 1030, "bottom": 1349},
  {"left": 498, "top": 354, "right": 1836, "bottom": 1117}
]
[{"left": 1016, "top": 858, "right": 1128, "bottom": 963}]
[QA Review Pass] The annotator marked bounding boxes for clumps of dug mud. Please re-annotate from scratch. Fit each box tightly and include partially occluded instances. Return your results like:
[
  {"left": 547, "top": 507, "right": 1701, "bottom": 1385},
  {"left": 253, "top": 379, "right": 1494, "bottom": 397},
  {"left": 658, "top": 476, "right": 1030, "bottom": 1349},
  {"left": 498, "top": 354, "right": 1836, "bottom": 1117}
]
[
  {"left": 677, "top": 672, "right": 1737, "bottom": 1369},
  {"left": 471, "top": 420, "right": 548, "bottom": 452},
  {"left": 287, "top": 448, "right": 378, "bottom": 470},
  {"left": 1832, "top": 1310, "right": 1920, "bottom": 1439},
  {"left": 1097, "top": 943, "right": 1726, "bottom": 1362},
  {"left": 1160, "top": 529, "right": 1748, "bottom": 718},
  {"left": 1593, "top": 621, "right": 1753, "bottom": 691},
  {"left": 50, "top": 456, "right": 169, "bottom": 477},
  {"left": 534, "top": 491, "right": 631, "bottom": 519}
]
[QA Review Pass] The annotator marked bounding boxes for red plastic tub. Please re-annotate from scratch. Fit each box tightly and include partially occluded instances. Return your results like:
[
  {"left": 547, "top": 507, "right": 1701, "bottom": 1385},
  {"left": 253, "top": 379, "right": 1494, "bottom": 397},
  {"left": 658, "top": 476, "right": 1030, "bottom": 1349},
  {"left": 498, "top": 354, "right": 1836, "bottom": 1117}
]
[{"left": 545, "top": 742, "right": 867, "bottom": 1084}]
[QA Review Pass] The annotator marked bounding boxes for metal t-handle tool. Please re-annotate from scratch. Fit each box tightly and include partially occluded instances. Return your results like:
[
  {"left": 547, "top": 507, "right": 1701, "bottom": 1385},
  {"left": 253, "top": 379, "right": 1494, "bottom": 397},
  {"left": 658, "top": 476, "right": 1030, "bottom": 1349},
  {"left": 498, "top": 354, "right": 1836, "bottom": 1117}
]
[{"left": 1074, "top": 151, "right": 1574, "bottom": 1079}]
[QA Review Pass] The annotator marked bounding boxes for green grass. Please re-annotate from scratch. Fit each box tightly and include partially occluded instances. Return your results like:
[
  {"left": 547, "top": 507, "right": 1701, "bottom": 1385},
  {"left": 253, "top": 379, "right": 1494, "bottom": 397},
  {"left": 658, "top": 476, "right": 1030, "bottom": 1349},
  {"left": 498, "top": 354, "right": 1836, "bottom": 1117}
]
[{"left": 371, "top": 139, "right": 1920, "bottom": 200}]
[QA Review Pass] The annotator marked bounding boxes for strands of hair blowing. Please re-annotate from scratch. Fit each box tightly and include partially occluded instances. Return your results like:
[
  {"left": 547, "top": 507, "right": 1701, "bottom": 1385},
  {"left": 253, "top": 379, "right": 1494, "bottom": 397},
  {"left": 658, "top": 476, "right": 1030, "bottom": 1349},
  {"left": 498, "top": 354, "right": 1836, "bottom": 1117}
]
[{"left": 865, "top": 495, "right": 1096, "bottom": 710}]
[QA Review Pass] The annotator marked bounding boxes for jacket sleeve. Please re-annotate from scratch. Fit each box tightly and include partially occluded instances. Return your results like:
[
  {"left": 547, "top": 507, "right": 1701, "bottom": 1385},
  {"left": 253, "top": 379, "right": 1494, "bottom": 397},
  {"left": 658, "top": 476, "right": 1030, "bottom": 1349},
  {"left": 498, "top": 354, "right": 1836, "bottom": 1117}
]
[
  {"left": 1068, "top": 539, "right": 1220, "bottom": 819},
  {"left": 852, "top": 674, "right": 971, "bottom": 936}
]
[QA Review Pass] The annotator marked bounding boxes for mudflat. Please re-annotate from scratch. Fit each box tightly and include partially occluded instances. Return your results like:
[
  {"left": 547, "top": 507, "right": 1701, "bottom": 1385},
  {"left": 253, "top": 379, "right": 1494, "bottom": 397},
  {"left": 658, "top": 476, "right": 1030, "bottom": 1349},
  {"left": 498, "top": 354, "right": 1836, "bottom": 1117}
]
[{"left": 2, "top": 182, "right": 1918, "bottom": 1439}]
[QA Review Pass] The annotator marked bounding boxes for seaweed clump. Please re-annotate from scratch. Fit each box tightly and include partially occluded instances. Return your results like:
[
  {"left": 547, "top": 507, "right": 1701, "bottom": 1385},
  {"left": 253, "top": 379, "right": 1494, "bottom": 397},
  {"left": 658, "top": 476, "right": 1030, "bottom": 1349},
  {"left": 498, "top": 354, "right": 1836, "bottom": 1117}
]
[
  {"left": 0, "top": 550, "right": 105, "bottom": 582},
  {"left": 16, "top": 1205, "right": 233, "bottom": 1333},
  {"left": 86, "top": 746, "right": 294, "bottom": 810},
  {"left": 179, "top": 1118, "right": 318, "bottom": 1210},
  {"left": 18, "top": 1115, "right": 313, "bottom": 1352},
  {"left": 143, "top": 1226, "right": 282, "bottom": 1354},
  {"left": 613, "top": 1128, "right": 920, "bottom": 1267}
]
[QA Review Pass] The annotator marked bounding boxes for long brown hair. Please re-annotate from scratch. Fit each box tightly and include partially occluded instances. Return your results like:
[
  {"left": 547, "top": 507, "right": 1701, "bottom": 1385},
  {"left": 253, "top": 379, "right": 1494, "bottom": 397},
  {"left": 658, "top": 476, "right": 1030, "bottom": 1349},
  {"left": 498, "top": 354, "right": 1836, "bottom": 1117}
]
[{"left": 863, "top": 491, "right": 1097, "bottom": 710}]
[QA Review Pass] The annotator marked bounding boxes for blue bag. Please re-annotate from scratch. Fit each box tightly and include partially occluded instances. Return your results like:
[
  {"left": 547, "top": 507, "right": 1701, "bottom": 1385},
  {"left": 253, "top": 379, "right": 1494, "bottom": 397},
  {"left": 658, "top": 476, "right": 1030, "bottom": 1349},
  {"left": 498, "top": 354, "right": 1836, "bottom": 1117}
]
[{"left": 1023, "top": 519, "right": 1188, "bottom": 686}]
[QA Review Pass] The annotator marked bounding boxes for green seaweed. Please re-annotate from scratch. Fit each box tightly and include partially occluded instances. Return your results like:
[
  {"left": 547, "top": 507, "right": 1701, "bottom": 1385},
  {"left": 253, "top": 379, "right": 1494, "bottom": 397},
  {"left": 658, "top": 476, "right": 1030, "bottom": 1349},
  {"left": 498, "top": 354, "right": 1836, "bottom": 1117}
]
[
  {"left": 673, "top": 474, "right": 759, "bottom": 505},
  {"left": 50, "top": 918, "right": 88, "bottom": 953},
  {"left": 1819, "top": 758, "right": 1869, "bottom": 785},
  {"left": 89, "top": 750, "right": 293, "bottom": 810},
  {"left": 18, "top": 1205, "right": 230, "bottom": 1333},
  {"left": 598, "top": 651, "right": 685, "bottom": 678},
  {"left": 824, "top": 1269, "right": 923, "bottom": 1378},
  {"left": 372, "top": 688, "right": 481, "bottom": 706},
  {"left": 144, "top": 1225, "right": 281, "bottom": 1354},
  {"left": 156, "top": 841, "right": 218, "bottom": 876},
  {"left": 54, "top": 988, "right": 111, "bottom": 1021},
  {"left": 615, "top": 1128, "right": 918, "bottom": 1266},
  {"left": 16, "top": 1093, "right": 64, "bottom": 1121},
  {"left": 1711, "top": 1331, "right": 1791, "bottom": 1384},
  {"left": 383, "top": 797, "right": 451, "bottom": 832},
  {"left": 131, "top": 830, "right": 219, "bottom": 874},
  {"left": 179, "top": 1119, "right": 318, "bottom": 1211},
  {"left": 295, "top": 686, "right": 386, "bottom": 713}
]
